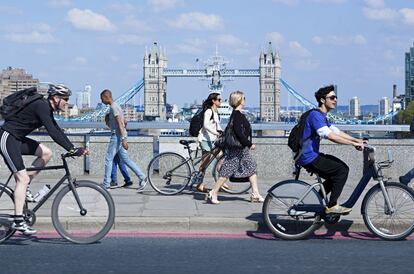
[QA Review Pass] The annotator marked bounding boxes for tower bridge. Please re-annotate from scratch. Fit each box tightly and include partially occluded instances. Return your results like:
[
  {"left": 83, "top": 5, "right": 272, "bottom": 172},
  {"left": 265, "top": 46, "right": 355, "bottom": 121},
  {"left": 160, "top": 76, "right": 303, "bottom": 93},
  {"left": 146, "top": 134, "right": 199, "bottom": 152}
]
[{"left": 67, "top": 42, "right": 398, "bottom": 124}]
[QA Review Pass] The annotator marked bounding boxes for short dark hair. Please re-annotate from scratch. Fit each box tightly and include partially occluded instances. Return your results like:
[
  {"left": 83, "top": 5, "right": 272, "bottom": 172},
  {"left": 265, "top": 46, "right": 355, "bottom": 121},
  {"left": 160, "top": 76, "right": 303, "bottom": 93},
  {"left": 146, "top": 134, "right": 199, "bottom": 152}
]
[
  {"left": 314, "top": 85, "right": 335, "bottom": 107},
  {"left": 100, "top": 89, "right": 112, "bottom": 98}
]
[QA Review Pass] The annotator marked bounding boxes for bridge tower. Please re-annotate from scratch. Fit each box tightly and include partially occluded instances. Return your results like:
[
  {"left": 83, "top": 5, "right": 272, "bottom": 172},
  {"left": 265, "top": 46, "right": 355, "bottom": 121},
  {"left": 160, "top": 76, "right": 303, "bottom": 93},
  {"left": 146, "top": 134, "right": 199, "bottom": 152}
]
[
  {"left": 143, "top": 42, "right": 167, "bottom": 120},
  {"left": 259, "top": 42, "right": 281, "bottom": 122}
]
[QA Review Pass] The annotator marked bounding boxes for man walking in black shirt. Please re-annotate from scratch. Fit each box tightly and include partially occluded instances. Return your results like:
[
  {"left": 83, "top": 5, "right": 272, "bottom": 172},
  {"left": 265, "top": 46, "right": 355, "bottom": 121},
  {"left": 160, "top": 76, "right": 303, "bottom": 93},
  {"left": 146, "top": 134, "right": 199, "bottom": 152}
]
[{"left": 0, "top": 84, "right": 88, "bottom": 235}]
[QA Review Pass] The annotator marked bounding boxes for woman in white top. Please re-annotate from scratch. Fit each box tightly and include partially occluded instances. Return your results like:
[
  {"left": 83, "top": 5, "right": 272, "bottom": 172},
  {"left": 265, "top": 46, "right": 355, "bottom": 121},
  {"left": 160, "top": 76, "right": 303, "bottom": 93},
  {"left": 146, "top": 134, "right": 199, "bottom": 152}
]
[{"left": 194, "top": 92, "right": 223, "bottom": 193}]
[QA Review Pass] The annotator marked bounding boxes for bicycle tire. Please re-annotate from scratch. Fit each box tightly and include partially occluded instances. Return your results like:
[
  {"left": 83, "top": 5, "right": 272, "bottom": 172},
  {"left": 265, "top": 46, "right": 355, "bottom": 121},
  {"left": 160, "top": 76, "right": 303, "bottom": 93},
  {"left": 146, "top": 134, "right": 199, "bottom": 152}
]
[
  {"left": 51, "top": 180, "right": 115, "bottom": 244},
  {"left": 362, "top": 182, "right": 414, "bottom": 240},
  {"left": 0, "top": 184, "right": 16, "bottom": 244},
  {"left": 147, "top": 152, "right": 191, "bottom": 195},
  {"left": 262, "top": 180, "right": 323, "bottom": 240},
  {"left": 211, "top": 154, "right": 251, "bottom": 194}
]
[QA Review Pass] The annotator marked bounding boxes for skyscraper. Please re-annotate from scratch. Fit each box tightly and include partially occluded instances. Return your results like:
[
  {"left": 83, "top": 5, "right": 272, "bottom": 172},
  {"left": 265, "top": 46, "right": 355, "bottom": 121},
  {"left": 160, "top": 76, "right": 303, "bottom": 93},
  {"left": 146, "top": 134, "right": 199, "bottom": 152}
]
[
  {"left": 379, "top": 97, "right": 389, "bottom": 116},
  {"left": 349, "top": 97, "right": 360, "bottom": 117},
  {"left": 76, "top": 84, "right": 92, "bottom": 109},
  {"left": 405, "top": 42, "right": 414, "bottom": 103}
]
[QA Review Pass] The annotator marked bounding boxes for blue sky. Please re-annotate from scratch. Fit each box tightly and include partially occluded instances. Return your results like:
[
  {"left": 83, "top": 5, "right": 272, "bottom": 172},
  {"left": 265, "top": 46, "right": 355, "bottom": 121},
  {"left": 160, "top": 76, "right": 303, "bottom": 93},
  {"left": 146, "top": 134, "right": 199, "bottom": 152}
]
[{"left": 0, "top": 0, "right": 413, "bottom": 108}]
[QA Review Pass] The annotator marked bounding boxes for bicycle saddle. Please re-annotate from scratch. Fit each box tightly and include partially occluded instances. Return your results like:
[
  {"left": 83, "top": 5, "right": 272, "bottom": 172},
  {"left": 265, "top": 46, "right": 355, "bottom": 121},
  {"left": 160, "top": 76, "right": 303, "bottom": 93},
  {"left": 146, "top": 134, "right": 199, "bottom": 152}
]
[{"left": 179, "top": 140, "right": 196, "bottom": 146}]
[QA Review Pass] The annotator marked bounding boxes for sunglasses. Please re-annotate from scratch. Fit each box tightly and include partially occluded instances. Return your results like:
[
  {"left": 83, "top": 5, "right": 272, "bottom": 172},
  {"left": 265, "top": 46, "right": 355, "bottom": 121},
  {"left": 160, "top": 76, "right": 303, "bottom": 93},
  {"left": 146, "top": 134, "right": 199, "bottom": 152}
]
[
  {"left": 326, "top": 95, "right": 337, "bottom": 101},
  {"left": 61, "top": 97, "right": 70, "bottom": 102},
  {"left": 215, "top": 98, "right": 222, "bottom": 102}
]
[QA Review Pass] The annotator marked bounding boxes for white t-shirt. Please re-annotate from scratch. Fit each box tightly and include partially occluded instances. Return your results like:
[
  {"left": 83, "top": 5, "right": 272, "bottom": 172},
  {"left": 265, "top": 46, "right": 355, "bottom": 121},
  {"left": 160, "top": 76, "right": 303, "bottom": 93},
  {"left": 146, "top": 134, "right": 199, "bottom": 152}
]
[
  {"left": 198, "top": 108, "right": 222, "bottom": 142},
  {"left": 108, "top": 102, "right": 125, "bottom": 137}
]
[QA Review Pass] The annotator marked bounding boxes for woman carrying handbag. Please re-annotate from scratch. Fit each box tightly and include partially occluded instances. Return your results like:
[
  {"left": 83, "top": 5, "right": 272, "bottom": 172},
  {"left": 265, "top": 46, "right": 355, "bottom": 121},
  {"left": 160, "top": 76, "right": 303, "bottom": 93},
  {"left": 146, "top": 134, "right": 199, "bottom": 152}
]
[{"left": 207, "top": 91, "right": 264, "bottom": 204}]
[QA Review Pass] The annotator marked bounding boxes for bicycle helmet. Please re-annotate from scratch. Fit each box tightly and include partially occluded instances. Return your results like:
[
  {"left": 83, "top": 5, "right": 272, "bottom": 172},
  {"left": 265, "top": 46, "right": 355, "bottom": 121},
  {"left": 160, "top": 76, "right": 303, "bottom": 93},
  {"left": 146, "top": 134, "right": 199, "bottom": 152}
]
[{"left": 48, "top": 84, "right": 72, "bottom": 97}]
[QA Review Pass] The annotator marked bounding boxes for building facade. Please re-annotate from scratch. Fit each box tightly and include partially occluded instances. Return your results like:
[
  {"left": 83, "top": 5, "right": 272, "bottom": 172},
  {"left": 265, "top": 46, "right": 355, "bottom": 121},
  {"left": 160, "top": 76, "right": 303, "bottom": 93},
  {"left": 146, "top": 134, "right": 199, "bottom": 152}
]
[
  {"left": 349, "top": 97, "right": 360, "bottom": 117},
  {"left": 259, "top": 42, "right": 281, "bottom": 122},
  {"left": 405, "top": 43, "right": 414, "bottom": 103},
  {"left": 76, "top": 84, "right": 92, "bottom": 109},
  {"left": 0, "top": 67, "right": 39, "bottom": 104},
  {"left": 379, "top": 97, "right": 390, "bottom": 116},
  {"left": 143, "top": 42, "right": 167, "bottom": 120}
]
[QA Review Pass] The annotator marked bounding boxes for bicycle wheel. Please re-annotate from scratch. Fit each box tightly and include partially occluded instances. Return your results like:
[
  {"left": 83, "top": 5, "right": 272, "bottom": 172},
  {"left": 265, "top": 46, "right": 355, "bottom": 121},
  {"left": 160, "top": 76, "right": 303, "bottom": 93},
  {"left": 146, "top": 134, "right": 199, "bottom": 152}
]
[
  {"left": 51, "top": 180, "right": 115, "bottom": 244},
  {"left": 0, "top": 185, "right": 15, "bottom": 244},
  {"left": 262, "top": 180, "right": 323, "bottom": 240},
  {"left": 147, "top": 152, "right": 191, "bottom": 195},
  {"left": 212, "top": 154, "right": 251, "bottom": 194},
  {"left": 362, "top": 182, "right": 414, "bottom": 240}
]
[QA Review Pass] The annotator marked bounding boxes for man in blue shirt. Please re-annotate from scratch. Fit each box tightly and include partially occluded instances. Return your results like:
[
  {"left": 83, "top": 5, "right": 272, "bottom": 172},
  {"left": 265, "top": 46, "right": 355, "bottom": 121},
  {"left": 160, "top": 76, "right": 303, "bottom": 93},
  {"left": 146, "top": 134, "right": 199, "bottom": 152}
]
[{"left": 299, "top": 85, "right": 364, "bottom": 214}]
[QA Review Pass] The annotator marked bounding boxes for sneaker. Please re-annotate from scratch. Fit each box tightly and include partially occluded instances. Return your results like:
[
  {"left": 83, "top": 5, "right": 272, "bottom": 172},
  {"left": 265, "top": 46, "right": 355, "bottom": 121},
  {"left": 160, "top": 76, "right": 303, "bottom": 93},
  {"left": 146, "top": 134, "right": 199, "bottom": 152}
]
[
  {"left": 136, "top": 178, "right": 147, "bottom": 193},
  {"left": 11, "top": 222, "right": 37, "bottom": 235},
  {"left": 26, "top": 189, "right": 36, "bottom": 203},
  {"left": 325, "top": 204, "right": 352, "bottom": 215},
  {"left": 399, "top": 176, "right": 410, "bottom": 185},
  {"left": 110, "top": 181, "right": 118, "bottom": 187},
  {"left": 122, "top": 181, "right": 133, "bottom": 187},
  {"left": 101, "top": 183, "right": 111, "bottom": 190}
]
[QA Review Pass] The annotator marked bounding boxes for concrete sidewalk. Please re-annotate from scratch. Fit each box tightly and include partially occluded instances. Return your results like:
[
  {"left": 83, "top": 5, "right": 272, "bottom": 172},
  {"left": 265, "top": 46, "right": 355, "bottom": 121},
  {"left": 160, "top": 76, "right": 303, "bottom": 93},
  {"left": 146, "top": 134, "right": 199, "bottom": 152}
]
[{"left": 15, "top": 174, "right": 382, "bottom": 234}]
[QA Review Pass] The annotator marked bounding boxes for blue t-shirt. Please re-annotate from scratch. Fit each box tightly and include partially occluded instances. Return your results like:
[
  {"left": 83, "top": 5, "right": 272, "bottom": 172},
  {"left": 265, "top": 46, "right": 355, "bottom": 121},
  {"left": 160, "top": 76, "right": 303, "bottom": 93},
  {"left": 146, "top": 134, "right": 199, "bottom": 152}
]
[{"left": 298, "top": 110, "right": 330, "bottom": 166}]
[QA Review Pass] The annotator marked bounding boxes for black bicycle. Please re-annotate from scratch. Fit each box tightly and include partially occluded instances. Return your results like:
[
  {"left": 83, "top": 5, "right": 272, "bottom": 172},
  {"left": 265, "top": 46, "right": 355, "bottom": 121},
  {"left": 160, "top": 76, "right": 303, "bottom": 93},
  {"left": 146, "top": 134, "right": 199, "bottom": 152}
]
[
  {"left": 262, "top": 145, "right": 414, "bottom": 240},
  {"left": 147, "top": 140, "right": 251, "bottom": 195},
  {"left": 0, "top": 152, "right": 115, "bottom": 244}
]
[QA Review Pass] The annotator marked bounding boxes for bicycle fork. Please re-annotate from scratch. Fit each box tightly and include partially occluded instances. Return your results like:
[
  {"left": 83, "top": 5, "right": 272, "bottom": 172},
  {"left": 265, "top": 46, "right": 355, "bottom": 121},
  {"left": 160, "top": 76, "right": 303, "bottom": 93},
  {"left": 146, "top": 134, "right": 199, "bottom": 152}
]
[
  {"left": 69, "top": 179, "right": 87, "bottom": 216},
  {"left": 378, "top": 179, "right": 395, "bottom": 215}
]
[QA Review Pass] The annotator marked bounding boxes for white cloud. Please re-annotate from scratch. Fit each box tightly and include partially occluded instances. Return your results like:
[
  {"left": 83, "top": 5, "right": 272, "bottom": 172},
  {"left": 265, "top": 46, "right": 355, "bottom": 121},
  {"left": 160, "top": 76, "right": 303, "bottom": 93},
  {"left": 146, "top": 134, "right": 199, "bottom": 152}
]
[
  {"left": 67, "top": 8, "right": 116, "bottom": 32},
  {"left": 4, "top": 31, "right": 57, "bottom": 44},
  {"left": 175, "top": 39, "right": 207, "bottom": 55},
  {"left": 265, "top": 32, "right": 285, "bottom": 47},
  {"left": 169, "top": 12, "right": 222, "bottom": 31},
  {"left": 312, "top": 34, "right": 367, "bottom": 45},
  {"left": 217, "top": 34, "right": 242, "bottom": 46},
  {"left": 399, "top": 8, "right": 414, "bottom": 25},
  {"left": 363, "top": 7, "right": 398, "bottom": 21},
  {"left": 122, "top": 16, "right": 152, "bottom": 32},
  {"left": 312, "top": 36, "right": 323, "bottom": 44},
  {"left": 364, "top": 0, "right": 385, "bottom": 9},
  {"left": 108, "top": 3, "right": 136, "bottom": 14},
  {"left": 116, "top": 34, "right": 149, "bottom": 45},
  {"left": 289, "top": 41, "right": 312, "bottom": 57},
  {"left": 148, "top": 0, "right": 180, "bottom": 12},
  {"left": 0, "top": 6, "right": 23, "bottom": 15},
  {"left": 273, "top": 0, "right": 345, "bottom": 4},
  {"left": 294, "top": 59, "right": 320, "bottom": 71},
  {"left": 49, "top": 0, "right": 71, "bottom": 7},
  {"left": 75, "top": 56, "right": 87, "bottom": 65}
]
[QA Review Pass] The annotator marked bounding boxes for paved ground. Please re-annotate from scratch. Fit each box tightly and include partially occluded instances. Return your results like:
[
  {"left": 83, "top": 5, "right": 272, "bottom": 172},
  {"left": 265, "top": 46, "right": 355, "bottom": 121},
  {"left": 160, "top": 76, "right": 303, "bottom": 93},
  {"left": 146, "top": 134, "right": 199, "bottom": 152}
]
[
  {"left": 2, "top": 236, "right": 414, "bottom": 274},
  {"left": 9, "top": 174, "right": 384, "bottom": 234}
]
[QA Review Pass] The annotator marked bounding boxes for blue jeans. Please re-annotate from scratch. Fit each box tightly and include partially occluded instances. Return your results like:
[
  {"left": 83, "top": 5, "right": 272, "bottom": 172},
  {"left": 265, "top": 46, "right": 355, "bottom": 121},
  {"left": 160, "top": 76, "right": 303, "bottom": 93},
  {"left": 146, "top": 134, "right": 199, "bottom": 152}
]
[
  {"left": 103, "top": 134, "right": 145, "bottom": 186},
  {"left": 400, "top": 168, "right": 414, "bottom": 184},
  {"left": 111, "top": 153, "right": 131, "bottom": 183}
]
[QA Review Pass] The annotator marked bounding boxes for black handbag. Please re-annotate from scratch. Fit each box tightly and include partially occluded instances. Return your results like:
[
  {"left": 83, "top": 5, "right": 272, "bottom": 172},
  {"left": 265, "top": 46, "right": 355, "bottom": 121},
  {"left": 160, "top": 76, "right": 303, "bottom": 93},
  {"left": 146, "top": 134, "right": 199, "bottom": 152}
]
[{"left": 223, "top": 117, "right": 243, "bottom": 149}]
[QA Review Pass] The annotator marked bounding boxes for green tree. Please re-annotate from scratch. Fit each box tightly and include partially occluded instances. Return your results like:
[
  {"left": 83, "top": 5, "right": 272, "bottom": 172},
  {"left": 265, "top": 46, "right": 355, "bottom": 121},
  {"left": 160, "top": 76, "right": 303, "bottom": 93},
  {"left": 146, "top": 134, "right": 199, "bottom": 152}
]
[{"left": 396, "top": 101, "right": 414, "bottom": 124}]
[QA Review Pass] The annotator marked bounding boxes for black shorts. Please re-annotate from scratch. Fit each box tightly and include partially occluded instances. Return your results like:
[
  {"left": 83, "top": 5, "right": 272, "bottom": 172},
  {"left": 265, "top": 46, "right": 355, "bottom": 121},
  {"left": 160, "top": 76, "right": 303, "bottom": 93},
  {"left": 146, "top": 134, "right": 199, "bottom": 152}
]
[{"left": 0, "top": 129, "right": 40, "bottom": 173}]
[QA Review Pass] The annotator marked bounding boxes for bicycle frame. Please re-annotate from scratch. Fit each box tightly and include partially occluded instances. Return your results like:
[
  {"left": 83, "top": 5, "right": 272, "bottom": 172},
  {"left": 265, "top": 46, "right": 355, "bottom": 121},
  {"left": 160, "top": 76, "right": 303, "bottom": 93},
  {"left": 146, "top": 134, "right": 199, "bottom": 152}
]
[
  {"left": 0, "top": 154, "right": 86, "bottom": 219},
  {"left": 290, "top": 147, "right": 395, "bottom": 215}
]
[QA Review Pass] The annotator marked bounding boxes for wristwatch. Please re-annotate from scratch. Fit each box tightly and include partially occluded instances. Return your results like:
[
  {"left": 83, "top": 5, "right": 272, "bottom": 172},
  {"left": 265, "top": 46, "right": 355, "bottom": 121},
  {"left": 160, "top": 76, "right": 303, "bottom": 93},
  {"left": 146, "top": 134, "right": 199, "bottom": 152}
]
[{"left": 121, "top": 136, "right": 127, "bottom": 140}]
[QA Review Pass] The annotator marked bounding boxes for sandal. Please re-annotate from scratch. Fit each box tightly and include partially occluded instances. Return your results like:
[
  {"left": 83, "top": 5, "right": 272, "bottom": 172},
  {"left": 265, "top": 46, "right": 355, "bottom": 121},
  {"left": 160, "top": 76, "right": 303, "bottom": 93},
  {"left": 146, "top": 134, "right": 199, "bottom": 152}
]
[{"left": 196, "top": 184, "right": 210, "bottom": 193}]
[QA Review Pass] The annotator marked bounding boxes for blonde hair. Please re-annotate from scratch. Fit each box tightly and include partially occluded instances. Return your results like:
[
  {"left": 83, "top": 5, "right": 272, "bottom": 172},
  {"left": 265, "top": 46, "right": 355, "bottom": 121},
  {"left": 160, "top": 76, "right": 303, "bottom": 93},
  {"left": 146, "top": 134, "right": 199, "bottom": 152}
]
[{"left": 229, "top": 91, "right": 244, "bottom": 108}]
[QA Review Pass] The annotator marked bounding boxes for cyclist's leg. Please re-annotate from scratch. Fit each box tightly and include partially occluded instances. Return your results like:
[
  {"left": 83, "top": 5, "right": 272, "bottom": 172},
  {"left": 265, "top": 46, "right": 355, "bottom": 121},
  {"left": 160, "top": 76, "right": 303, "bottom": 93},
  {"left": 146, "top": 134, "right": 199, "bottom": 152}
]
[
  {"left": 24, "top": 138, "right": 52, "bottom": 178},
  {"left": 0, "top": 131, "right": 36, "bottom": 234},
  {"left": 305, "top": 153, "right": 349, "bottom": 207}
]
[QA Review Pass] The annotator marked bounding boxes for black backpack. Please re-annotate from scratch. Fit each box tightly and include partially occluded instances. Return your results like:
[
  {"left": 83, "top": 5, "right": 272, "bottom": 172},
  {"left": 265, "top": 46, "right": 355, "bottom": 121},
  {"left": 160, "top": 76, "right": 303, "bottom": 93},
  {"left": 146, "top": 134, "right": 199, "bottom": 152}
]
[
  {"left": 288, "top": 109, "right": 322, "bottom": 158},
  {"left": 0, "top": 87, "right": 44, "bottom": 120},
  {"left": 189, "top": 108, "right": 214, "bottom": 137}
]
